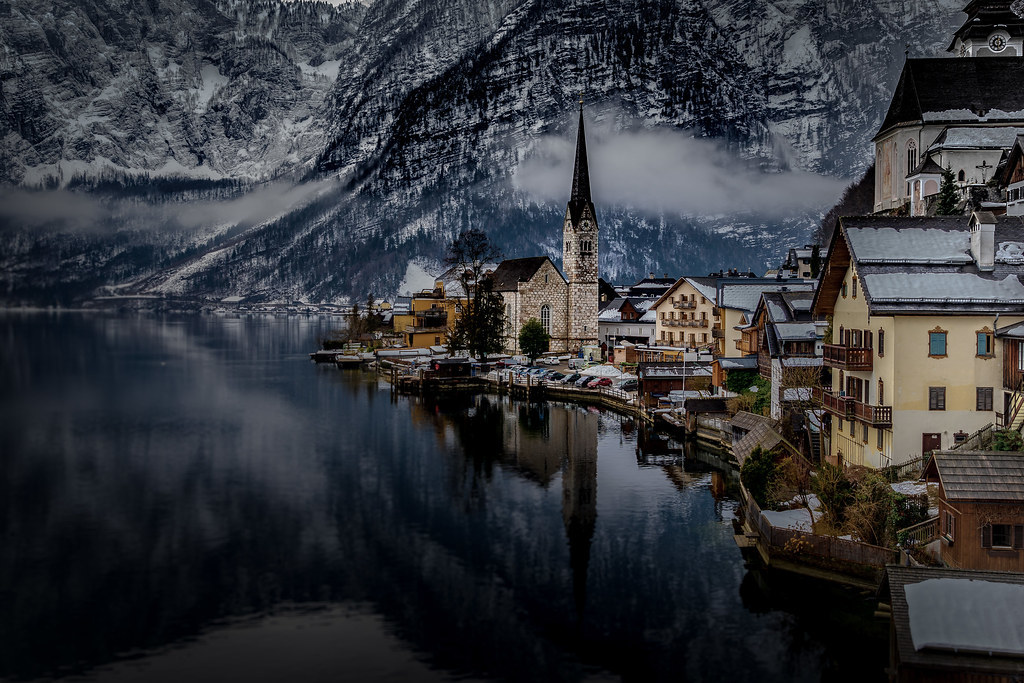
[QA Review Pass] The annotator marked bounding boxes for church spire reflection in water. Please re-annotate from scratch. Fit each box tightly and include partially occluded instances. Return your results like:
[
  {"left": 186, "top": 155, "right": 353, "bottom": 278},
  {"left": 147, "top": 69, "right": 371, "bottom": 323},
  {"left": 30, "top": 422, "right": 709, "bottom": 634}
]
[{"left": 561, "top": 406, "right": 598, "bottom": 623}]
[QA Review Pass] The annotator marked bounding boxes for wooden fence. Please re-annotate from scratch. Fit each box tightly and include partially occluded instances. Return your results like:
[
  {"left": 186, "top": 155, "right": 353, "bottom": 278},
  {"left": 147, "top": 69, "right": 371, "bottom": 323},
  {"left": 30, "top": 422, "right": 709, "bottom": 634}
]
[{"left": 742, "top": 485, "right": 897, "bottom": 568}]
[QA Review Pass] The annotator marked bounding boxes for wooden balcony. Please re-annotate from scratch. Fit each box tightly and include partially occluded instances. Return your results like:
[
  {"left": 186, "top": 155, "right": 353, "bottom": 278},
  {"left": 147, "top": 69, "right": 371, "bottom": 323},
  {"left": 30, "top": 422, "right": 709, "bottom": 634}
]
[
  {"left": 822, "top": 344, "right": 873, "bottom": 371},
  {"left": 813, "top": 387, "right": 852, "bottom": 418},
  {"left": 758, "top": 352, "right": 772, "bottom": 379},
  {"left": 849, "top": 400, "right": 892, "bottom": 426},
  {"left": 712, "top": 327, "right": 725, "bottom": 339},
  {"left": 673, "top": 300, "right": 697, "bottom": 309}
]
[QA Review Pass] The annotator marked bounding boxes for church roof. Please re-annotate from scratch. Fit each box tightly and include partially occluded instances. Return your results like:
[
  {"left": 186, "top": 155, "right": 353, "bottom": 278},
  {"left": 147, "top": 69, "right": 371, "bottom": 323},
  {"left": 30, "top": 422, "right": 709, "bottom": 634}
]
[
  {"left": 567, "top": 105, "right": 597, "bottom": 227},
  {"left": 490, "top": 257, "right": 564, "bottom": 292},
  {"left": 874, "top": 58, "right": 1024, "bottom": 141}
]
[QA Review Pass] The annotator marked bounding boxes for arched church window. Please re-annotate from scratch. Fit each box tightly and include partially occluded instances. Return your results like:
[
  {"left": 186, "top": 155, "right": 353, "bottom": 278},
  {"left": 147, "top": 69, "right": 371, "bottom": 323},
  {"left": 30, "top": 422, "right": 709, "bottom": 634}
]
[
  {"left": 958, "top": 169, "right": 965, "bottom": 183},
  {"left": 906, "top": 140, "right": 917, "bottom": 177},
  {"left": 540, "top": 305, "right": 551, "bottom": 334},
  {"left": 580, "top": 240, "right": 592, "bottom": 254}
]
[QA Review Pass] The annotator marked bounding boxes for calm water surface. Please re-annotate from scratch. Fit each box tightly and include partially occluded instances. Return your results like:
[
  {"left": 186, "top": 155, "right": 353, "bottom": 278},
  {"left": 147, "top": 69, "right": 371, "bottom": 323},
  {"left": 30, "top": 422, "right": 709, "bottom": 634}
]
[{"left": 0, "top": 314, "right": 886, "bottom": 682}]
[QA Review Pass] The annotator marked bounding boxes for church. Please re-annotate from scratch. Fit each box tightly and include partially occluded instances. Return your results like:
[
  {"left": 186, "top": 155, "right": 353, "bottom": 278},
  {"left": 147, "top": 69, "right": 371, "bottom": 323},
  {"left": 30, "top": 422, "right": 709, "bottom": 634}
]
[
  {"left": 874, "top": 0, "right": 1024, "bottom": 215},
  {"left": 493, "top": 104, "right": 600, "bottom": 355}
]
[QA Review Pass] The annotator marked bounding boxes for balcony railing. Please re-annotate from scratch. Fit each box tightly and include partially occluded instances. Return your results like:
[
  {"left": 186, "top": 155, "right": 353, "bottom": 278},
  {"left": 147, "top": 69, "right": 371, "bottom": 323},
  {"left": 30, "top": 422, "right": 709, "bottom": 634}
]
[
  {"left": 673, "top": 300, "right": 697, "bottom": 309},
  {"left": 849, "top": 401, "right": 892, "bottom": 426},
  {"left": 812, "top": 388, "right": 892, "bottom": 426},
  {"left": 712, "top": 328, "right": 725, "bottom": 339},
  {"left": 814, "top": 387, "right": 852, "bottom": 418},
  {"left": 822, "top": 344, "right": 873, "bottom": 371}
]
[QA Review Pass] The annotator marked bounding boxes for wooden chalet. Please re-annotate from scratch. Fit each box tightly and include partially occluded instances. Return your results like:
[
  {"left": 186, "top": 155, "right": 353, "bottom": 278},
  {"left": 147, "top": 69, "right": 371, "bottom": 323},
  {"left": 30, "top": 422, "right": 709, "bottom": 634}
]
[
  {"left": 923, "top": 450, "right": 1024, "bottom": 571},
  {"left": 882, "top": 565, "right": 1024, "bottom": 683}
]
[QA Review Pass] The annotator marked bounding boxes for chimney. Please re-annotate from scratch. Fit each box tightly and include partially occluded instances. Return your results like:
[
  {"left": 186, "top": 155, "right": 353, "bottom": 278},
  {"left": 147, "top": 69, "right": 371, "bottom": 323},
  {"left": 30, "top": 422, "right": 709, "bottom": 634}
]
[{"left": 970, "top": 211, "right": 996, "bottom": 271}]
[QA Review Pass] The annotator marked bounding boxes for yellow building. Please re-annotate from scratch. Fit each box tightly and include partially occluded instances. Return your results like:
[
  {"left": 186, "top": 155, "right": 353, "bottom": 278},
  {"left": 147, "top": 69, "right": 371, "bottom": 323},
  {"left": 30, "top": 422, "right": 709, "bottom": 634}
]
[
  {"left": 393, "top": 280, "right": 465, "bottom": 349},
  {"left": 650, "top": 277, "right": 719, "bottom": 350},
  {"left": 812, "top": 212, "right": 1024, "bottom": 468}
]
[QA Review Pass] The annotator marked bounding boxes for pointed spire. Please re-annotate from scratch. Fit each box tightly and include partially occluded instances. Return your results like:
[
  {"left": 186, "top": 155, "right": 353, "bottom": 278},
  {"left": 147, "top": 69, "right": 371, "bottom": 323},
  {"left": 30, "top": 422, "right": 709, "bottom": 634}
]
[{"left": 570, "top": 100, "right": 592, "bottom": 206}]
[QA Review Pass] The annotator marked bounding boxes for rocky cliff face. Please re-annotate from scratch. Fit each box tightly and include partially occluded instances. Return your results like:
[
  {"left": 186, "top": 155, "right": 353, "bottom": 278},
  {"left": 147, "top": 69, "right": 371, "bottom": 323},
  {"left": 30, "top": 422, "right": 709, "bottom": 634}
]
[{"left": 0, "top": 0, "right": 963, "bottom": 305}]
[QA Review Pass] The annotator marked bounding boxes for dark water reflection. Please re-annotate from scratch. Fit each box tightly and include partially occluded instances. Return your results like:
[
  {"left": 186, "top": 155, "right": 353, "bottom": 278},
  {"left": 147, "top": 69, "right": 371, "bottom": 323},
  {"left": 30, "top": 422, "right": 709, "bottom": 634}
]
[{"left": 0, "top": 314, "right": 886, "bottom": 682}]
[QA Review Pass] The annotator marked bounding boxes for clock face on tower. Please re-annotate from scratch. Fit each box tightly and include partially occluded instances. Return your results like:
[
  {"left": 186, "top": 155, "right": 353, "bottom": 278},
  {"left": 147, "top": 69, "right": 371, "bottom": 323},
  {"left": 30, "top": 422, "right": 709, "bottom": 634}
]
[{"left": 989, "top": 34, "right": 1007, "bottom": 52}]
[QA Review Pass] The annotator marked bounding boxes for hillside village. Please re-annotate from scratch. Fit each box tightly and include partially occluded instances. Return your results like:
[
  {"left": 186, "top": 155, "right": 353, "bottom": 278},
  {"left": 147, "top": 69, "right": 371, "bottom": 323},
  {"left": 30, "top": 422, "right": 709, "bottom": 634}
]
[{"left": 329, "top": 2, "right": 1024, "bottom": 676}]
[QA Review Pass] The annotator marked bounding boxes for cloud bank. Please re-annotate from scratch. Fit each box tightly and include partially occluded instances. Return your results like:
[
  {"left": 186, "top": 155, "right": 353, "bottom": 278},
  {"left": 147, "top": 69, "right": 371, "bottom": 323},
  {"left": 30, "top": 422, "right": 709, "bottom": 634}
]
[
  {"left": 513, "top": 126, "right": 847, "bottom": 219},
  {"left": 0, "top": 178, "right": 343, "bottom": 233}
]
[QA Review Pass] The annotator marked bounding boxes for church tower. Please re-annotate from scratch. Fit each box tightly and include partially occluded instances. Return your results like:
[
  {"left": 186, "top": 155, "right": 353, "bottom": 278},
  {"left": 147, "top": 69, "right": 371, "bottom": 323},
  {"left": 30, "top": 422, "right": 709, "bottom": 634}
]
[
  {"left": 562, "top": 103, "right": 599, "bottom": 353},
  {"left": 948, "top": 0, "right": 1024, "bottom": 57}
]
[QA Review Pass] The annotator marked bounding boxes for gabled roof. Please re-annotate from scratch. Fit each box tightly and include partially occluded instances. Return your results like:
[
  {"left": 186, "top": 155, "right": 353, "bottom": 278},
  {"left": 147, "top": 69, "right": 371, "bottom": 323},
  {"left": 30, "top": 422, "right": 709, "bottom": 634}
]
[
  {"left": 490, "top": 257, "right": 564, "bottom": 292},
  {"left": 813, "top": 214, "right": 1024, "bottom": 316},
  {"left": 874, "top": 58, "right": 1024, "bottom": 141},
  {"left": 684, "top": 276, "right": 719, "bottom": 302},
  {"left": 924, "top": 450, "right": 1024, "bottom": 501}
]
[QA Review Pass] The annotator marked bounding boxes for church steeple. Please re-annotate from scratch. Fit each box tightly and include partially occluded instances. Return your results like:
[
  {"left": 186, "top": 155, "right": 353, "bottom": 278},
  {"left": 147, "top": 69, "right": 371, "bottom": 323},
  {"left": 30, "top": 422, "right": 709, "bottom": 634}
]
[
  {"left": 561, "top": 102, "right": 599, "bottom": 353},
  {"left": 568, "top": 102, "right": 595, "bottom": 226}
]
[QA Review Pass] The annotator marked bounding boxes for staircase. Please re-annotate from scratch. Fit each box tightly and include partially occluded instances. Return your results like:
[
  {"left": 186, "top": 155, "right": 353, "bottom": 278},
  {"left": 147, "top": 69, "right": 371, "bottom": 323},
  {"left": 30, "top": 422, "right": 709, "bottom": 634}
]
[{"left": 1006, "top": 381, "right": 1024, "bottom": 432}]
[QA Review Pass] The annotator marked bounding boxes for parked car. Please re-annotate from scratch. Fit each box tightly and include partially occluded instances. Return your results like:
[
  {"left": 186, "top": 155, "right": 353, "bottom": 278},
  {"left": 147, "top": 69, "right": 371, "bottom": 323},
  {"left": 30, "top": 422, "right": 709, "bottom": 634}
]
[
  {"left": 574, "top": 375, "right": 591, "bottom": 387},
  {"left": 588, "top": 377, "right": 613, "bottom": 388},
  {"left": 548, "top": 371, "right": 565, "bottom": 381},
  {"left": 619, "top": 379, "right": 638, "bottom": 392},
  {"left": 561, "top": 373, "right": 581, "bottom": 384}
]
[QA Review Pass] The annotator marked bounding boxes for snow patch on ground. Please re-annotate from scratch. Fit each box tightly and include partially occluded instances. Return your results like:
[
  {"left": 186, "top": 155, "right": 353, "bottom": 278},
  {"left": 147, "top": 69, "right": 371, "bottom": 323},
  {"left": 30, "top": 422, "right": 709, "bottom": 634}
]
[
  {"left": 194, "top": 64, "right": 228, "bottom": 112},
  {"left": 762, "top": 493, "right": 820, "bottom": 532},
  {"left": 299, "top": 59, "right": 343, "bottom": 80}
]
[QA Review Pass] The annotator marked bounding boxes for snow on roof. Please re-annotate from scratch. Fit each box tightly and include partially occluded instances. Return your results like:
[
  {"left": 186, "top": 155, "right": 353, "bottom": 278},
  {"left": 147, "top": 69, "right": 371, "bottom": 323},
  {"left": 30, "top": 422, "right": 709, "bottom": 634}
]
[
  {"left": 922, "top": 109, "right": 1024, "bottom": 123},
  {"left": 929, "top": 126, "right": 1024, "bottom": 150},
  {"left": 782, "top": 388, "right": 812, "bottom": 401},
  {"left": 766, "top": 299, "right": 788, "bottom": 320},
  {"left": 780, "top": 357, "right": 822, "bottom": 367},
  {"left": 997, "top": 242, "right": 1024, "bottom": 264},
  {"left": 846, "top": 227, "right": 972, "bottom": 264},
  {"left": 683, "top": 277, "right": 718, "bottom": 301},
  {"left": 863, "top": 272, "right": 1024, "bottom": 303},
  {"left": 773, "top": 322, "right": 819, "bottom": 340},
  {"left": 719, "top": 283, "right": 815, "bottom": 311},
  {"left": 906, "top": 578, "right": 1024, "bottom": 656},
  {"left": 790, "top": 299, "right": 813, "bottom": 311},
  {"left": 716, "top": 357, "right": 758, "bottom": 370}
]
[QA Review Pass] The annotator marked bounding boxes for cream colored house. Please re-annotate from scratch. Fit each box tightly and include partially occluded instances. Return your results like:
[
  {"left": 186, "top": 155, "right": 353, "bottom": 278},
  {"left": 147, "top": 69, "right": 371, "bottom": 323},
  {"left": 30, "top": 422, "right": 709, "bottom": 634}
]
[
  {"left": 812, "top": 212, "right": 1024, "bottom": 468},
  {"left": 651, "top": 277, "right": 719, "bottom": 350}
]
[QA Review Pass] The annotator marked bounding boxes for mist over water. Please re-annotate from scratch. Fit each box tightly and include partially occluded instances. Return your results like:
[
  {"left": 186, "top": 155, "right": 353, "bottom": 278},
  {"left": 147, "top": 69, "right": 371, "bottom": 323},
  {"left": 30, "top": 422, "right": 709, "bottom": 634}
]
[{"left": 0, "top": 313, "right": 886, "bottom": 682}]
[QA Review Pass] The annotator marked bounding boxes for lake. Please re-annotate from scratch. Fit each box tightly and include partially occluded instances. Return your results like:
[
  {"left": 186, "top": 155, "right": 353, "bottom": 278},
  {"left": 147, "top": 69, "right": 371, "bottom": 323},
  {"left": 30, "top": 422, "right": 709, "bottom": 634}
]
[{"left": 0, "top": 313, "right": 886, "bottom": 682}]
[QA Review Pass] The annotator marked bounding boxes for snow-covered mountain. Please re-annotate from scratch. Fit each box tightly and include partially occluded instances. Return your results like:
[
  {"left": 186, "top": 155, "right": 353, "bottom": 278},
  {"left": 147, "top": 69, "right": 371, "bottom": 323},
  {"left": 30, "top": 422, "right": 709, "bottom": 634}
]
[{"left": 0, "top": 0, "right": 963, "bottom": 305}]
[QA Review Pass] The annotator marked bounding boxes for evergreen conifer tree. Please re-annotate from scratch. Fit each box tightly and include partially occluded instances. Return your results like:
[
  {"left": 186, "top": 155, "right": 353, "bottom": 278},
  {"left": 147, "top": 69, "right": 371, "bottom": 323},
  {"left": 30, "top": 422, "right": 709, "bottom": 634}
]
[{"left": 935, "top": 165, "right": 960, "bottom": 215}]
